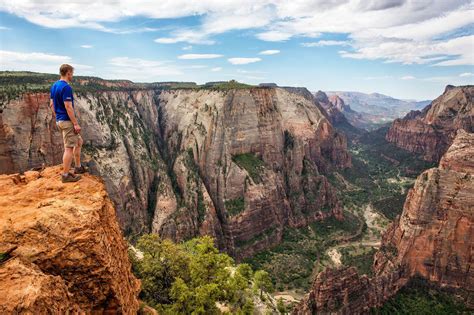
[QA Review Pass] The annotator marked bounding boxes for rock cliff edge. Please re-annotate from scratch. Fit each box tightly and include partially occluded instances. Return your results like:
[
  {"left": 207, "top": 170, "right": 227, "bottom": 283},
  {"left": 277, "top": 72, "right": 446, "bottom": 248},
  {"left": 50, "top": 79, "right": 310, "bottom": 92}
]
[{"left": 0, "top": 166, "right": 140, "bottom": 314}]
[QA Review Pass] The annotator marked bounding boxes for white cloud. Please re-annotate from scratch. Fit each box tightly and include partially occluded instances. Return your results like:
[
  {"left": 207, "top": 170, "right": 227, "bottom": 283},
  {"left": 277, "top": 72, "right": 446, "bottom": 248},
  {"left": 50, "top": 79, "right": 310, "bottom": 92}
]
[
  {"left": 459, "top": 72, "right": 474, "bottom": 77},
  {"left": 80, "top": 45, "right": 93, "bottom": 49},
  {"left": 106, "top": 57, "right": 182, "bottom": 81},
  {"left": 301, "top": 40, "right": 349, "bottom": 47},
  {"left": 1, "top": 0, "right": 472, "bottom": 66},
  {"left": 0, "top": 26, "right": 10, "bottom": 30},
  {"left": 0, "top": 50, "right": 92, "bottom": 74},
  {"left": 182, "top": 45, "right": 193, "bottom": 50},
  {"left": 228, "top": 57, "right": 262, "bottom": 65},
  {"left": 211, "top": 67, "right": 222, "bottom": 72},
  {"left": 259, "top": 49, "right": 280, "bottom": 55},
  {"left": 178, "top": 54, "right": 223, "bottom": 60},
  {"left": 186, "top": 65, "right": 207, "bottom": 69},
  {"left": 401, "top": 75, "right": 416, "bottom": 80},
  {"left": 364, "top": 75, "right": 393, "bottom": 80}
]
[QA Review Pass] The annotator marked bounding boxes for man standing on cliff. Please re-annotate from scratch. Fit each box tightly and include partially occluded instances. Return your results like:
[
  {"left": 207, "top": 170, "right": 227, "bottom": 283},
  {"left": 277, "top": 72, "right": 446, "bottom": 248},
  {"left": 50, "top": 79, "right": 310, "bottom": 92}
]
[{"left": 50, "top": 64, "right": 87, "bottom": 183}]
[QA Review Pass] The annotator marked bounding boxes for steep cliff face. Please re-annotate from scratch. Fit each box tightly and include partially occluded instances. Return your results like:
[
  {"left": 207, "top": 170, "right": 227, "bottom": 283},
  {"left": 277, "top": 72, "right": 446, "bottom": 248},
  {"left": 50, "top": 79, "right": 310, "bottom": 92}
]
[
  {"left": 386, "top": 85, "right": 473, "bottom": 162},
  {"left": 0, "top": 166, "right": 140, "bottom": 314},
  {"left": 0, "top": 75, "right": 350, "bottom": 258},
  {"left": 154, "top": 87, "right": 350, "bottom": 258},
  {"left": 294, "top": 130, "right": 474, "bottom": 314}
]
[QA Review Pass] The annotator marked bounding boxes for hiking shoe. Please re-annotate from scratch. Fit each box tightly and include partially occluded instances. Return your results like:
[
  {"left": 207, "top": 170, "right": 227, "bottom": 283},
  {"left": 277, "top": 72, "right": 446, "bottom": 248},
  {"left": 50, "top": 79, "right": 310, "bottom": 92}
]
[
  {"left": 61, "top": 172, "right": 81, "bottom": 183},
  {"left": 74, "top": 165, "right": 88, "bottom": 174}
]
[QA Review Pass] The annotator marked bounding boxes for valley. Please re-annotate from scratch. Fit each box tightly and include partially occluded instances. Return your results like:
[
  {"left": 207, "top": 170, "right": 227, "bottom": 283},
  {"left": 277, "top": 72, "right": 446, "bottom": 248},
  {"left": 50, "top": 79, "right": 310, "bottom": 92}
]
[
  {"left": 245, "top": 126, "right": 433, "bottom": 302},
  {"left": 0, "top": 71, "right": 472, "bottom": 314}
]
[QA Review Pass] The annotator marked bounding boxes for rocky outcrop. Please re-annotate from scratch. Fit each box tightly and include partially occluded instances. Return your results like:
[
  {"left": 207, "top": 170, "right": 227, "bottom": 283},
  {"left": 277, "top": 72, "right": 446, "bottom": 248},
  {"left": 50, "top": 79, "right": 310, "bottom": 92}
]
[
  {"left": 386, "top": 85, "right": 473, "bottom": 162},
  {"left": 314, "top": 91, "right": 360, "bottom": 137},
  {"left": 294, "top": 130, "right": 474, "bottom": 314},
  {"left": 0, "top": 74, "right": 350, "bottom": 258},
  {"left": 0, "top": 166, "right": 140, "bottom": 314}
]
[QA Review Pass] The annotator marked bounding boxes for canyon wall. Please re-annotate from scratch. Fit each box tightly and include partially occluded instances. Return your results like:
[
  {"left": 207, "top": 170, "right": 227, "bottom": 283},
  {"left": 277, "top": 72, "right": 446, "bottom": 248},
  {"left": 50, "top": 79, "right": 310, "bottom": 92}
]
[
  {"left": 386, "top": 85, "right": 473, "bottom": 162},
  {"left": 294, "top": 130, "right": 474, "bottom": 314},
  {"left": 0, "top": 166, "right": 140, "bottom": 313},
  {"left": 0, "top": 80, "right": 350, "bottom": 258}
]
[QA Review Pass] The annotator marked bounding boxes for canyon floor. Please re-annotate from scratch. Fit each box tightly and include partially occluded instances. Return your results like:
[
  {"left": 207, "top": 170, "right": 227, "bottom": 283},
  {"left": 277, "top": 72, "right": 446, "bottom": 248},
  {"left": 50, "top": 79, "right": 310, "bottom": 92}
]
[{"left": 245, "top": 126, "right": 438, "bottom": 306}]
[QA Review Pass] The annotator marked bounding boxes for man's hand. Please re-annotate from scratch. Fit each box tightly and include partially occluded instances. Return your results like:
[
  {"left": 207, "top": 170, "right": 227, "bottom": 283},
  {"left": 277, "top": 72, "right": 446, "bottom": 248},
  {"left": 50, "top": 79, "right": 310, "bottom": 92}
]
[{"left": 74, "top": 124, "right": 82, "bottom": 134}]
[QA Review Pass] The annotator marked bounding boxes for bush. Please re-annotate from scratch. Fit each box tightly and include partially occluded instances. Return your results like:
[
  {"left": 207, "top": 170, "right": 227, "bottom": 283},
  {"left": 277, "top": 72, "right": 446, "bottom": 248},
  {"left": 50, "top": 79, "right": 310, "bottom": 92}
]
[
  {"left": 225, "top": 197, "right": 245, "bottom": 216},
  {"left": 131, "top": 234, "right": 268, "bottom": 314},
  {"left": 232, "top": 153, "right": 265, "bottom": 184}
]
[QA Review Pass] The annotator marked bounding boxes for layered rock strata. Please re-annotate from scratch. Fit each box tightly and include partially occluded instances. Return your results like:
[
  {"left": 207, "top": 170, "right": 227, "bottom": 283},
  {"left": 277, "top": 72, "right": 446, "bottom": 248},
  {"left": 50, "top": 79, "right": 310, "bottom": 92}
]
[
  {"left": 386, "top": 85, "right": 473, "bottom": 162},
  {"left": 0, "top": 78, "right": 350, "bottom": 257}
]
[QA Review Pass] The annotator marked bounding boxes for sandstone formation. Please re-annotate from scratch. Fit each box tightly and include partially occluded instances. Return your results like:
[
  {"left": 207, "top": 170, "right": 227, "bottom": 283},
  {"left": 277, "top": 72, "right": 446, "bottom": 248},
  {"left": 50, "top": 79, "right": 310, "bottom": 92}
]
[
  {"left": 294, "top": 130, "right": 474, "bottom": 314},
  {"left": 154, "top": 87, "right": 351, "bottom": 258},
  {"left": 386, "top": 85, "right": 473, "bottom": 162},
  {"left": 0, "top": 73, "right": 350, "bottom": 258},
  {"left": 314, "top": 91, "right": 360, "bottom": 136},
  {"left": 0, "top": 165, "right": 140, "bottom": 314}
]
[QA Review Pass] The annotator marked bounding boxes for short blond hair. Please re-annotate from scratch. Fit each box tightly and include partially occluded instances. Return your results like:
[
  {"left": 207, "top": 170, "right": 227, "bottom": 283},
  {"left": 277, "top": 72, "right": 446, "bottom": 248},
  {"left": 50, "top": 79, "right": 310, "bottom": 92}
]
[{"left": 59, "top": 64, "right": 74, "bottom": 76}]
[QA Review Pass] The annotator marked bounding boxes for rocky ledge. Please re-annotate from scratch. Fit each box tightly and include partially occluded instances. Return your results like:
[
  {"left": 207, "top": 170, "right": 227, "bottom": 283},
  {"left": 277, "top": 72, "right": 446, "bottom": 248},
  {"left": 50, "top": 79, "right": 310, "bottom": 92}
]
[
  {"left": 0, "top": 166, "right": 140, "bottom": 313},
  {"left": 294, "top": 130, "right": 474, "bottom": 314}
]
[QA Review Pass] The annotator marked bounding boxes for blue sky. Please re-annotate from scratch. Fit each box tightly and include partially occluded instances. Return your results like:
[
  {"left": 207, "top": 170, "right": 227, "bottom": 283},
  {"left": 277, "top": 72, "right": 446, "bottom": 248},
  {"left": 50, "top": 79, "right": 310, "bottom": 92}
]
[{"left": 0, "top": 0, "right": 473, "bottom": 100}]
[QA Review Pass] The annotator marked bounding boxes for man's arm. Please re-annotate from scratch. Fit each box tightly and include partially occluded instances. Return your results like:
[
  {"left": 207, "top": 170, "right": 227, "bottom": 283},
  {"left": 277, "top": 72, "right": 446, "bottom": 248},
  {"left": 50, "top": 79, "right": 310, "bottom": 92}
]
[
  {"left": 49, "top": 99, "right": 55, "bottom": 115},
  {"left": 64, "top": 101, "right": 81, "bottom": 133}
]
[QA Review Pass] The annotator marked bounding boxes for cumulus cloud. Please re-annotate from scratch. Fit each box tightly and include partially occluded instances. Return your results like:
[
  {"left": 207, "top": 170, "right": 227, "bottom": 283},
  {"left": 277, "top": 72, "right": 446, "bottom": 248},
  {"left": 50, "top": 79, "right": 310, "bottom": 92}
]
[
  {"left": 106, "top": 57, "right": 182, "bottom": 81},
  {"left": 228, "top": 57, "right": 262, "bottom": 65},
  {"left": 0, "top": 50, "right": 92, "bottom": 74},
  {"left": 80, "top": 45, "right": 93, "bottom": 49},
  {"left": 178, "top": 54, "right": 223, "bottom": 60},
  {"left": 259, "top": 49, "right": 280, "bottom": 55},
  {"left": 1, "top": 0, "right": 472, "bottom": 66},
  {"left": 459, "top": 72, "right": 474, "bottom": 77},
  {"left": 301, "top": 40, "right": 349, "bottom": 47}
]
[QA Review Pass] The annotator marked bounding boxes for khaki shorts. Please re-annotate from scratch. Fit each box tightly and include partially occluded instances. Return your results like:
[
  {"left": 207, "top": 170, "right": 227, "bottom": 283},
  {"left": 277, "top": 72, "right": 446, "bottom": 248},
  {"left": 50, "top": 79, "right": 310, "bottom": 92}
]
[{"left": 57, "top": 120, "right": 82, "bottom": 148}]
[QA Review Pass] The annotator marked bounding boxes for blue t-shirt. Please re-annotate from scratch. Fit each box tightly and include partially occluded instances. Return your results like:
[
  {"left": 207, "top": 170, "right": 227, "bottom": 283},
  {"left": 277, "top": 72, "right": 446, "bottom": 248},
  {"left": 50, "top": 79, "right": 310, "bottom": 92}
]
[{"left": 50, "top": 80, "right": 74, "bottom": 121}]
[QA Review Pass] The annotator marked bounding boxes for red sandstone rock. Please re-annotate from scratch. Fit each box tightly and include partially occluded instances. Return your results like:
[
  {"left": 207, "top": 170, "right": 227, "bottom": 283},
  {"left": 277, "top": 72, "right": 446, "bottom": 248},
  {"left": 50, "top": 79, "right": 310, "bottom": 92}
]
[
  {"left": 386, "top": 85, "right": 473, "bottom": 162},
  {"left": 294, "top": 131, "right": 474, "bottom": 314},
  {"left": 0, "top": 166, "right": 140, "bottom": 314}
]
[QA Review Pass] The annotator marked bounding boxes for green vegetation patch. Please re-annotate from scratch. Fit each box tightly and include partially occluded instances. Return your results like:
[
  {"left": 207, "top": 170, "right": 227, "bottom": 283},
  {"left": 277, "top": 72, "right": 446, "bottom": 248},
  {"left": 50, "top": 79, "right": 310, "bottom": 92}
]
[
  {"left": 225, "top": 197, "right": 245, "bottom": 216},
  {"left": 373, "top": 277, "right": 471, "bottom": 314},
  {"left": 202, "top": 80, "right": 255, "bottom": 90},
  {"left": 130, "top": 234, "right": 274, "bottom": 314},
  {"left": 340, "top": 246, "right": 377, "bottom": 276},
  {"left": 373, "top": 194, "right": 407, "bottom": 220},
  {"left": 232, "top": 153, "right": 265, "bottom": 184},
  {"left": 244, "top": 210, "right": 363, "bottom": 291}
]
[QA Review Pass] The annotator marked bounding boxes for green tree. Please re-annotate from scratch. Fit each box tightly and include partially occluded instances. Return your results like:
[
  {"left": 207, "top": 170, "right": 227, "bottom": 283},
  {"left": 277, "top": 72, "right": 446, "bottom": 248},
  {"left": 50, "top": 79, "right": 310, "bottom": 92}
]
[
  {"left": 277, "top": 298, "right": 287, "bottom": 314},
  {"left": 253, "top": 270, "right": 274, "bottom": 299},
  {"left": 134, "top": 234, "right": 190, "bottom": 306},
  {"left": 130, "top": 234, "right": 267, "bottom": 314}
]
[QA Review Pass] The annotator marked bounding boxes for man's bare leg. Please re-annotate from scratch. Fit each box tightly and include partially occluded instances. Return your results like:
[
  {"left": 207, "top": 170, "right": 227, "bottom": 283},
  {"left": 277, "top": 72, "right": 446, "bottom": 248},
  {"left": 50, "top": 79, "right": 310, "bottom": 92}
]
[
  {"left": 63, "top": 147, "right": 74, "bottom": 174},
  {"left": 73, "top": 137, "right": 83, "bottom": 167}
]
